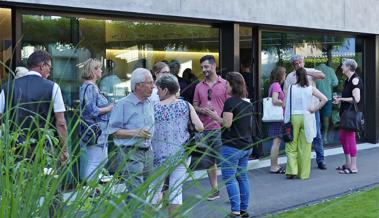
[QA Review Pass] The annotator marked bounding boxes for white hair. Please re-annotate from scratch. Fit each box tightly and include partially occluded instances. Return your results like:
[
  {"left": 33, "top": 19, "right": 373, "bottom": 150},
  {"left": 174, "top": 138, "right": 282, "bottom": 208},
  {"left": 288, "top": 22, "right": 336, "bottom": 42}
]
[
  {"left": 15, "top": 66, "right": 29, "bottom": 79},
  {"left": 290, "top": 55, "right": 304, "bottom": 64},
  {"left": 130, "top": 68, "right": 152, "bottom": 92},
  {"left": 343, "top": 58, "right": 358, "bottom": 71}
]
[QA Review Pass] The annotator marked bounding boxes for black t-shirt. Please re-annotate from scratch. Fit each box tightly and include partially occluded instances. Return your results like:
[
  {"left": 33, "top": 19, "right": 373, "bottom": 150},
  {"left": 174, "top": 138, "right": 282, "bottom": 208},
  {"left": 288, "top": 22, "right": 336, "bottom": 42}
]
[
  {"left": 221, "top": 97, "right": 253, "bottom": 150},
  {"left": 340, "top": 73, "right": 363, "bottom": 115}
]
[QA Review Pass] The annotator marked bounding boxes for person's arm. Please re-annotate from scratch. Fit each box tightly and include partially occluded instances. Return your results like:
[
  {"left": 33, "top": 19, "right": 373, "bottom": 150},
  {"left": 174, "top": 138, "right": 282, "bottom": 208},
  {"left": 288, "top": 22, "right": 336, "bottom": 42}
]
[
  {"left": 99, "top": 104, "right": 113, "bottom": 115},
  {"left": 337, "top": 88, "right": 360, "bottom": 104},
  {"left": 306, "top": 69, "right": 325, "bottom": 80},
  {"left": 309, "top": 87, "right": 327, "bottom": 113},
  {"left": 189, "top": 103, "right": 204, "bottom": 132},
  {"left": 113, "top": 129, "right": 151, "bottom": 139},
  {"left": 331, "top": 71, "right": 338, "bottom": 87},
  {"left": 221, "top": 112, "right": 233, "bottom": 128},
  {"left": 193, "top": 100, "right": 205, "bottom": 115},
  {"left": 83, "top": 84, "right": 112, "bottom": 116},
  {"left": 334, "top": 78, "right": 361, "bottom": 104},
  {"left": 54, "top": 112, "right": 69, "bottom": 164},
  {"left": 272, "top": 92, "right": 283, "bottom": 106}
]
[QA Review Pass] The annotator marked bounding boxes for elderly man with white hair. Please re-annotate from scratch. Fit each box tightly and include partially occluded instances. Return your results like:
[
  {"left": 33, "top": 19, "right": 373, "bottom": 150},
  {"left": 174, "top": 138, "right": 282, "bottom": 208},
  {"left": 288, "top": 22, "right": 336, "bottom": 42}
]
[{"left": 107, "top": 68, "right": 155, "bottom": 202}]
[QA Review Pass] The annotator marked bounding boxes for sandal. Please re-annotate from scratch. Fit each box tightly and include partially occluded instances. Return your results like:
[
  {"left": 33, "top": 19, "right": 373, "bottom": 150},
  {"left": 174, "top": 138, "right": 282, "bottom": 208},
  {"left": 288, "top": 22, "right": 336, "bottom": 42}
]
[
  {"left": 339, "top": 168, "right": 358, "bottom": 174},
  {"left": 270, "top": 167, "right": 286, "bottom": 174},
  {"left": 336, "top": 165, "right": 347, "bottom": 171}
]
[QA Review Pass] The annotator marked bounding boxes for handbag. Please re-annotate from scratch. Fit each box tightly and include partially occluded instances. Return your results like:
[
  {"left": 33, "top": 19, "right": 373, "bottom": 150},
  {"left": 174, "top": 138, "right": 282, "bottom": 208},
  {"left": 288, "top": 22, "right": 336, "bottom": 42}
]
[
  {"left": 262, "top": 97, "right": 284, "bottom": 122},
  {"left": 79, "top": 84, "right": 102, "bottom": 145},
  {"left": 340, "top": 96, "right": 364, "bottom": 132},
  {"left": 185, "top": 101, "right": 198, "bottom": 153},
  {"left": 281, "top": 85, "right": 293, "bottom": 142}
]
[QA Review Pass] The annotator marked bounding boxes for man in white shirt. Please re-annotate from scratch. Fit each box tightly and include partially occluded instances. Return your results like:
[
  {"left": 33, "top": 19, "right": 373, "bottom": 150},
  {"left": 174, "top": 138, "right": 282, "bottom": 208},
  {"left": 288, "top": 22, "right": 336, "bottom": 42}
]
[
  {"left": 284, "top": 55, "right": 328, "bottom": 170},
  {"left": 0, "top": 50, "right": 68, "bottom": 163}
]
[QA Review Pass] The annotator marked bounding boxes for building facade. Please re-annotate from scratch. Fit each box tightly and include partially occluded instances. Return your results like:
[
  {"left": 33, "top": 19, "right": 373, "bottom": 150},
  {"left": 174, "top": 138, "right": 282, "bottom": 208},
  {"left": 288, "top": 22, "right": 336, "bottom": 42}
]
[{"left": 1, "top": 0, "right": 378, "bottom": 150}]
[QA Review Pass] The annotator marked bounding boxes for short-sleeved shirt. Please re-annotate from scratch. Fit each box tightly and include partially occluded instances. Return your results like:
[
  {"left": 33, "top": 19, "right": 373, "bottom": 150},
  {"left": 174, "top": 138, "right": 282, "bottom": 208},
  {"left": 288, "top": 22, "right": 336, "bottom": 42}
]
[
  {"left": 107, "top": 92, "right": 154, "bottom": 148},
  {"left": 315, "top": 64, "right": 338, "bottom": 100},
  {"left": 221, "top": 97, "right": 253, "bottom": 150},
  {"left": 340, "top": 73, "right": 363, "bottom": 114},
  {"left": 193, "top": 76, "right": 228, "bottom": 130},
  {"left": 268, "top": 82, "right": 285, "bottom": 101},
  {"left": 0, "top": 71, "right": 65, "bottom": 114}
]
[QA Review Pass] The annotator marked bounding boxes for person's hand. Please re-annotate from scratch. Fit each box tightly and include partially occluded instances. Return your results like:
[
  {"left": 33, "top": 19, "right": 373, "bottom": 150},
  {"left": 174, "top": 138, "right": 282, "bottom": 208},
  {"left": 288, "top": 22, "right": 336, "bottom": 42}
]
[
  {"left": 333, "top": 96, "right": 341, "bottom": 104},
  {"left": 308, "top": 107, "right": 317, "bottom": 113},
  {"left": 204, "top": 108, "right": 219, "bottom": 121},
  {"left": 202, "top": 107, "right": 214, "bottom": 116},
  {"left": 107, "top": 103, "right": 114, "bottom": 112},
  {"left": 136, "top": 129, "right": 152, "bottom": 139},
  {"left": 59, "top": 149, "right": 69, "bottom": 165}
]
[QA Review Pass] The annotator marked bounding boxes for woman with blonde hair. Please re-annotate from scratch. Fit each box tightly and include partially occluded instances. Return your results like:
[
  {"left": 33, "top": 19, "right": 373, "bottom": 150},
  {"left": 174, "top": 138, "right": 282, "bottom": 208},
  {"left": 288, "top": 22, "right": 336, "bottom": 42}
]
[{"left": 79, "top": 58, "right": 113, "bottom": 181}]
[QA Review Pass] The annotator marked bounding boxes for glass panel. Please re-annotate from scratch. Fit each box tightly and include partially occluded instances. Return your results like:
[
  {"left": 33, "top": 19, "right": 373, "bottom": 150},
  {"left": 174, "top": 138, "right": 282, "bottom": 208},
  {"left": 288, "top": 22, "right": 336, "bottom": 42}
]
[
  {"left": 239, "top": 26, "right": 254, "bottom": 101},
  {"left": 261, "top": 31, "right": 364, "bottom": 146},
  {"left": 94, "top": 19, "right": 220, "bottom": 102},
  {"left": 21, "top": 13, "right": 220, "bottom": 177},
  {"left": 0, "top": 8, "right": 12, "bottom": 82}
]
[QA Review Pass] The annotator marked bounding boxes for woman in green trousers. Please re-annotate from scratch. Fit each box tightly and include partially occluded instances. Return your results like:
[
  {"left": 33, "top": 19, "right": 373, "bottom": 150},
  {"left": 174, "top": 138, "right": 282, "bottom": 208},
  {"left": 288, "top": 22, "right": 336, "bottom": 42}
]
[{"left": 284, "top": 68, "right": 327, "bottom": 179}]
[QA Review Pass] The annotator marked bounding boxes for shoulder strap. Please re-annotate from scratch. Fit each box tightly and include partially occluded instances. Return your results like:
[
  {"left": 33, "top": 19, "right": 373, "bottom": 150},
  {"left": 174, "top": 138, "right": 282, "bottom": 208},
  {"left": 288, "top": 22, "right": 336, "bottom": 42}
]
[
  {"left": 289, "top": 85, "right": 292, "bottom": 119},
  {"left": 81, "top": 83, "right": 92, "bottom": 110},
  {"left": 185, "top": 100, "right": 192, "bottom": 123}
]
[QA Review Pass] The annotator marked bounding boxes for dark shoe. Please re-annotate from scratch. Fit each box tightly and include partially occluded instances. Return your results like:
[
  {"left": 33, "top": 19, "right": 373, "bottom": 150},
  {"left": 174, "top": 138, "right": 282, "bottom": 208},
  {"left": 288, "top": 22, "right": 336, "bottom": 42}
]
[
  {"left": 270, "top": 166, "right": 286, "bottom": 174},
  {"left": 240, "top": 210, "right": 250, "bottom": 218},
  {"left": 336, "top": 165, "right": 347, "bottom": 170},
  {"left": 286, "top": 175, "right": 296, "bottom": 179},
  {"left": 207, "top": 189, "right": 220, "bottom": 201},
  {"left": 225, "top": 213, "right": 241, "bottom": 218},
  {"left": 318, "top": 163, "right": 327, "bottom": 170}
]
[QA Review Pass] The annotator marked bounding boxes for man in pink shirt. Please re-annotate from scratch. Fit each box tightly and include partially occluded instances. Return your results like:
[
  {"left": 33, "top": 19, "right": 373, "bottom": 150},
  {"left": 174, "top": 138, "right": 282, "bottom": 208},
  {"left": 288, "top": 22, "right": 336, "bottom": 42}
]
[{"left": 193, "top": 55, "right": 228, "bottom": 201}]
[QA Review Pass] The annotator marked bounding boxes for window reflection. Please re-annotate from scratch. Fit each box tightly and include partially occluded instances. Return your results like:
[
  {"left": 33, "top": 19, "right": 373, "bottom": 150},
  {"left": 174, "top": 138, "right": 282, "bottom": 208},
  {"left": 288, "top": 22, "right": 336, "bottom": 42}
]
[
  {"left": 20, "top": 14, "right": 220, "bottom": 161},
  {"left": 0, "top": 8, "right": 12, "bottom": 82},
  {"left": 261, "top": 31, "right": 363, "bottom": 145}
]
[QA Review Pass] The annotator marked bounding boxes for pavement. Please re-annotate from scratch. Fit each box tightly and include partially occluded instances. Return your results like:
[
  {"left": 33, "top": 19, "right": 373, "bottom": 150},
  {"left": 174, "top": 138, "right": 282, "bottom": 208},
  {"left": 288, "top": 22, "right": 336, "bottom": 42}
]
[{"left": 182, "top": 143, "right": 379, "bottom": 218}]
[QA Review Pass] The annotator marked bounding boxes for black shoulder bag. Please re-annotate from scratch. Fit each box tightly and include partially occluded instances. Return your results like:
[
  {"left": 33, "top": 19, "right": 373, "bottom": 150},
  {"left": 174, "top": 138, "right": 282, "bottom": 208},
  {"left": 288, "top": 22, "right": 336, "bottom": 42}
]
[
  {"left": 282, "top": 85, "right": 293, "bottom": 142},
  {"left": 79, "top": 84, "right": 102, "bottom": 145},
  {"left": 184, "top": 101, "right": 198, "bottom": 153},
  {"left": 340, "top": 96, "right": 364, "bottom": 132}
]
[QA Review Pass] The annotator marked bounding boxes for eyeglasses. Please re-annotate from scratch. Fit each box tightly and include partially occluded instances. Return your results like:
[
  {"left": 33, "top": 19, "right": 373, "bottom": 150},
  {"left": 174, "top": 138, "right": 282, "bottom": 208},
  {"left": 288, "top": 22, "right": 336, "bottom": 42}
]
[{"left": 207, "top": 89, "right": 212, "bottom": 101}]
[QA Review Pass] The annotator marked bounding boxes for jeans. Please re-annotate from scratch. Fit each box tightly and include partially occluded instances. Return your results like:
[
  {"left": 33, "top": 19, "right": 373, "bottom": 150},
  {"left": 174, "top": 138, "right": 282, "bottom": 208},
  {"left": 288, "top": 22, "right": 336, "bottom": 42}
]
[
  {"left": 221, "top": 145, "right": 252, "bottom": 212},
  {"left": 313, "top": 111, "right": 325, "bottom": 165}
]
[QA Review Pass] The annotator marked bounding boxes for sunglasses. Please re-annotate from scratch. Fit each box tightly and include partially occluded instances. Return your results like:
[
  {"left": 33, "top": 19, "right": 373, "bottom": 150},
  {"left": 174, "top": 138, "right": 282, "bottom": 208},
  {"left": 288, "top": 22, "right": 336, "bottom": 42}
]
[{"left": 207, "top": 89, "right": 212, "bottom": 101}]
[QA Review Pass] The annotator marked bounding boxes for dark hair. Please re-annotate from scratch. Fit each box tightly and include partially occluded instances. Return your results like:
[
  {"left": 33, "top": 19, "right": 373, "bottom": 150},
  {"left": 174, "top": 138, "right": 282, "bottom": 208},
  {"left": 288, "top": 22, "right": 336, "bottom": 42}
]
[
  {"left": 155, "top": 73, "right": 180, "bottom": 95},
  {"left": 200, "top": 55, "right": 216, "bottom": 65},
  {"left": 296, "top": 68, "right": 309, "bottom": 87},
  {"left": 225, "top": 71, "right": 248, "bottom": 98},
  {"left": 27, "top": 50, "right": 52, "bottom": 68},
  {"left": 182, "top": 68, "right": 194, "bottom": 81},
  {"left": 269, "top": 67, "right": 286, "bottom": 85}
]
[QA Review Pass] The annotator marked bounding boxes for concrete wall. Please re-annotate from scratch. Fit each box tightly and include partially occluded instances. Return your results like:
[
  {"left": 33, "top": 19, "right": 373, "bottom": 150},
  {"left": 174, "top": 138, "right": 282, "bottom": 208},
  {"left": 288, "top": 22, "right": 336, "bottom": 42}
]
[{"left": 2, "top": 0, "right": 379, "bottom": 34}]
